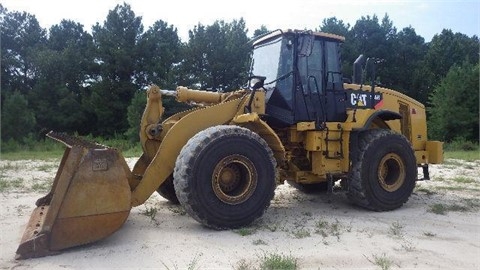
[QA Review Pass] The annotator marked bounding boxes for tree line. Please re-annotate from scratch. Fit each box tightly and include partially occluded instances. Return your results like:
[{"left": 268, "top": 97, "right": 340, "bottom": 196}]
[{"left": 1, "top": 3, "right": 478, "bottom": 145}]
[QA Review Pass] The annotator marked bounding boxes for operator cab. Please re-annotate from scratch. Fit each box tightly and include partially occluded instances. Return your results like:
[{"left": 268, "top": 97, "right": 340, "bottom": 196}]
[{"left": 250, "top": 30, "right": 347, "bottom": 128}]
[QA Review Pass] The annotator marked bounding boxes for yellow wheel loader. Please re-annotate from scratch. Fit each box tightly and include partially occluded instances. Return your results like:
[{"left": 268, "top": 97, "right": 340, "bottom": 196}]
[{"left": 16, "top": 29, "right": 443, "bottom": 259}]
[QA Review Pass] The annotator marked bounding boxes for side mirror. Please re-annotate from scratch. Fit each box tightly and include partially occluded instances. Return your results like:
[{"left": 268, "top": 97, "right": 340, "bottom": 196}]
[
  {"left": 245, "top": 75, "right": 267, "bottom": 113},
  {"left": 249, "top": 76, "right": 266, "bottom": 90}
]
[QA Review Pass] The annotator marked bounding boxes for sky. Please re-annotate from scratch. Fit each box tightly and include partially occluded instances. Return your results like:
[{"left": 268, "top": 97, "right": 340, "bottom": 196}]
[{"left": 2, "top": 0, "right": 479, "bottom": 42}]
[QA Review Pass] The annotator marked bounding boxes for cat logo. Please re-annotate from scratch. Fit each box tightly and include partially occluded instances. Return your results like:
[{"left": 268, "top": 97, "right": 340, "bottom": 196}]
[{"left": 351, "top": 93, "right": 368, "bottom": 107}]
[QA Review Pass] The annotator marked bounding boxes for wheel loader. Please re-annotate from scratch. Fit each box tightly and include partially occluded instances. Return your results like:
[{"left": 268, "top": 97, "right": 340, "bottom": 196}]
[{"left": 15, "top": 29, "right": 443, "bottom": 259}]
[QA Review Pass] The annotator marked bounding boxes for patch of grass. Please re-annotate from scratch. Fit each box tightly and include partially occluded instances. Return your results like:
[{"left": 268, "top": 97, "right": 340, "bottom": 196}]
[
  {"left": 288, "top": 216, "right": 312, "bottom": 239},
  {"left": 36, "top": 164, "right": 57, "bottom": 172},
  {"left": 121, "top": 144, "right": 143, "bottom": 158},
  {"left": 302, "top": 211, "right": 312, "bottom": 217},
  {"left": 462, "top": 198, "right": 480, "bottom": 209},
  {"left": 314, "top": 219, "right": 346, "bottom": 240},
  {"left": 389, "top": 221, "right": 404, "bottom": 238},
  {"left": 0, "top": 179, "right": 9, "bottom": 192},
  {"left": 1, "top": 136, "right": 64, "bottom": 160},
  {"left": 167, "top": 206, "right": 186, "bottom": 216},
  {"left": 451, "top": 176, "right": 476, "bottom": 184},
  {"left": 1, "top": 150, "right": 64, "bottom": 161},
  {"left": 428, "top": 203, "right": 448, "bottom": 215},
  {"left": 444, "top": 140, "right": 478, "bottom": 152},
  {"left": 31, "top": 181, "right": 51, "bottom": 192},
  {"left": 415, "top": 187, "right": 437, "bottom": 195},
  {"left": 16, "top": 204, "right": 29, "bottom": 215},
  {"left": 428, "top": 202, "right": 472, "bottom": 215},
  {"left": 400, "top": 240, "right": 416, "bottom": 252},
  {"left": 234, "top": 227, "right": 257, "bottom": 236},
  {"left": 259, "top": 252, "right": 298, "bottom": 270},
  {"left": 252, "top": 239, "right": 268, "bottom": 245},
  {"left": 11, "top": 178, "right": 24, "bottom": 189},
  {"left": 292, "top": 228, "right": 311, "bottom": 239},
  {"left": 438, "top": 186, "right": 480, "bottom": 192},
  {"left": 1, "top": 136, "right": 143, "bottom": 160},
  {"left": 448, "top": 204, "right": 470, "bottom": 212},
  {"left": 142, "top": 206, "right": 158, "bottom": 221},
  {"left": 187, "top": 252, "right": 202, "bottom": 270},
  {"left": 263, "top": 223, "right": 279, "bottom": 232},
  {"left": 234, "top": 259, "right": 254, "bottom": 270},
  {"left": 444, "top": 151, "right": 479, "bottom": 162},
  {"left": 0, "top": 162, "right": 22, "bottom": 171},
  {"left": 371, "top": 253, "right": 394, "bottom": 270},
  {"left": 443, "top": 159, "right": 467, "bottom": 166}
]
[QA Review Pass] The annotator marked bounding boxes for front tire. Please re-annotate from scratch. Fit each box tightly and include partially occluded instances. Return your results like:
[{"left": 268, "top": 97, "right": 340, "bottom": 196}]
[
  {"left": 174, "top": 125, "right": 276, "bottom": 229},
  {"left": 348, "top": 129, "right": 416, "bottom": 211}
]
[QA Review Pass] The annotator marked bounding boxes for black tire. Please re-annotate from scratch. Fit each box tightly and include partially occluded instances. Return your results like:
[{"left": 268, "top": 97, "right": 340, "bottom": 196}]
[
  {"left": 348, "top": 129, "right": 416, "bottom": 211},
  {"left": 156, "top": 175, "right": 179, "bottom": 204},
  {"left": 174, "top": 125, "right": 276, "bottom": 229}
]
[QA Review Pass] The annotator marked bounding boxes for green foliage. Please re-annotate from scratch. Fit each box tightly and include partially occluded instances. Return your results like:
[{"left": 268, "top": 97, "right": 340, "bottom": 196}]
[
  {"left": 0, "top": 135, "right": 142, "bottom": 160},
  {"left": 444, "top": 151, "right": 479, "bottom": 162},
  {"left": 31, "top": 82, "right": 87, "bottom": 133},
  {"left": 389, "top": 27, "right": 428, "bottom": 103},
  {"left": 92, "top": 3, "right": 143, "bottom": 82},
  {"left": 233, "top": 227, "right": 257, "bottom": 236},
  {"left": 162, "top": 96, "right": 192, "bottom": 118},
  {"left": 180, "top": 19, "right": 250, "bottom": 91},
  {"left": 1, "top": 3, "right": 478, "bottom": 142},
  {"left": 350, "top": 14, "right": 396, "bottom": 66},
  {"left": 428, "top": 203, "right": 468, "bottom": 215},
  {"left": 0, "top": 133, "right": 67, "bottom": 161},
  {"left": 85, "top": 80, "right": 136, "bottom": 136},
  {"left": 86, "top": 3, "right": 144, "bottom": 136},
  {"left": 424, "top": 30, "right": 479, "bottom": 84},
  {"left": 371, "top": 253, "right": 394, "bottom": 270},
  {"left": 252, "top": 25, "right": 270, "bottom": 39},
  {"left": 258, "top": 253, "right": 297, "bottom": 270},
  {"left": 428, "top": 62, "right": 479, "bottom": 142},
  {"left": 136, "top": 20, "right": 182, "bottom": 88},
  {"left": 126, "top": 90, "right": 147, "bottom": 142},
  {"left": 1, "top": 6, "right": 47, "bottom": 99},
  {"left": 444, "top": 138, "right": 479, "bottom": 152},
  {"left": 319, "top": 17, "right": 350, "bottom": 37},
  {"left": 1, "top": 91, "right": 36, "bottom": 141}
]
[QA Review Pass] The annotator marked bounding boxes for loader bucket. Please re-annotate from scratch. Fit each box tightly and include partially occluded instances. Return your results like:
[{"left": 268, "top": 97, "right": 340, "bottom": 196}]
[{"left": 16, "top": 132, "right": 132, "bottom": 259}]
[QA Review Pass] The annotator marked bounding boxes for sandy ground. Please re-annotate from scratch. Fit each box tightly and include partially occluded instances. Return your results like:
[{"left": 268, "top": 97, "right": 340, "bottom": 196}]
[{"left": 0, "top": 157, "right": 479, "bottom": 269}]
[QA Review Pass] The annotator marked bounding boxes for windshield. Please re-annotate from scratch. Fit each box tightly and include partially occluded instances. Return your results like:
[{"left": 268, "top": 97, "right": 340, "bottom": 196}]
[
  {"left": 251, "top": 36, "right": 283, "bottom": 86},
  {"left": 251, "top": 36, "right": 294, "bottom": 102}
]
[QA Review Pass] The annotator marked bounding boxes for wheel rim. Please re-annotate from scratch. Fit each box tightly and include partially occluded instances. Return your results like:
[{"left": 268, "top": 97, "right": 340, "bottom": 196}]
[
  {"left": 377, "top": 153, "right": 406, "bottom": 192},
  {"left": 212, "top": 154, "right": 258, "bottom": 205}
]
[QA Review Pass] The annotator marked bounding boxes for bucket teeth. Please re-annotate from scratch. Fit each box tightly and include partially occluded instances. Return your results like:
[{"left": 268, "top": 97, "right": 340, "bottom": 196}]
[{"left": 46, "top": 131, "right": 107, "bottom": 149}]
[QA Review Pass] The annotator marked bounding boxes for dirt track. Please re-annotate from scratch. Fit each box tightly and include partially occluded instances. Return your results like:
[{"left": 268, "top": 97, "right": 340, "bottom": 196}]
[{"left": 1, "top": 158, "right": 479, "bottom": 269}]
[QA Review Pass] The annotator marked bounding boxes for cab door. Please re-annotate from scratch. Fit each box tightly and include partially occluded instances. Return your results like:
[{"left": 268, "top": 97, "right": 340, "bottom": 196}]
[{"left": 294, "top": 36, "right": 325, "bottom": 125}]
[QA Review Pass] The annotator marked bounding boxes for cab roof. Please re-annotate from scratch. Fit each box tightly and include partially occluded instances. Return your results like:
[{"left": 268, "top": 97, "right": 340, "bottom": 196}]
[{"left": 252, "top": 29, "right": 345, "bottom": 46}]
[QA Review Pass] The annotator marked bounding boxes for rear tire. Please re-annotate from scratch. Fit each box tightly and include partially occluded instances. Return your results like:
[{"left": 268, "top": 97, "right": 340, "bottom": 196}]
[
  {"left": 174, "top": 125, "right": 276, "bottom": 229},
  {"left": 156, "top": 175, "right": 179, "bottom": 204},
  {"left": 348, "top": 129, "right": 416, "bottom": 211}
]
